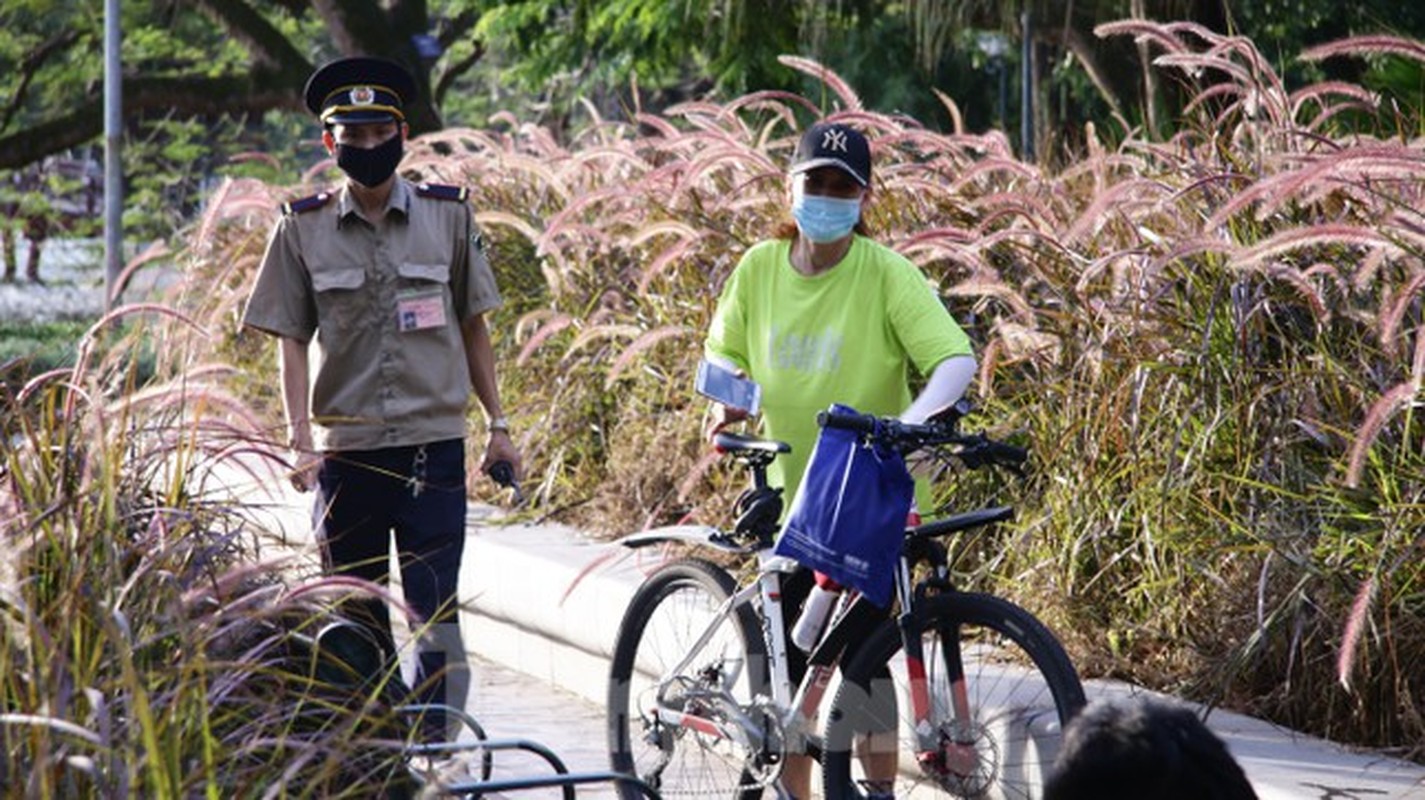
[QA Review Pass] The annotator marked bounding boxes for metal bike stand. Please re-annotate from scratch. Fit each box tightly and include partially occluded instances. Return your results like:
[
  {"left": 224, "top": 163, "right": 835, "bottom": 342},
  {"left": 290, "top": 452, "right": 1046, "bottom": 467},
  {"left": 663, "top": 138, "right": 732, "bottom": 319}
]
[
  {"left": 399, "top": 703, "right": 490, "bottom": 743},
  {"left": 440, "top": 769, "right": 662, "bottom": 799},
  {"left": 399, "top": 703, "right": 495, "bottom": 781},
  {"left": 429, "top": 737, "right": 572, "bottom": 799},
  {"left": 398, "top": 703, "right": 661, "bottom": 799}
]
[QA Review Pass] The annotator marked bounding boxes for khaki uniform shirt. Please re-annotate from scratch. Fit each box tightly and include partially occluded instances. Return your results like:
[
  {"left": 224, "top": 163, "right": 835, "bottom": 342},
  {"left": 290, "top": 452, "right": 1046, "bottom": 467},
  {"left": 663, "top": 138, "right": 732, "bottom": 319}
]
[{"left": 242, "top": 178, "right": 501, "bottom": 452}]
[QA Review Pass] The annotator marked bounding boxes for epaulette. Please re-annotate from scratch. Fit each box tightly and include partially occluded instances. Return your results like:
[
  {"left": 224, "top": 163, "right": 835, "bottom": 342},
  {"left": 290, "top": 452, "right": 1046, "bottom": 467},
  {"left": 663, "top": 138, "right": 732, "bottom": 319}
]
[
  {"left": 281, "top": 192, "right": 333, "bottom": 215},
  {"left": 415, "top": 183, "right": 469, "bottom": 202}
]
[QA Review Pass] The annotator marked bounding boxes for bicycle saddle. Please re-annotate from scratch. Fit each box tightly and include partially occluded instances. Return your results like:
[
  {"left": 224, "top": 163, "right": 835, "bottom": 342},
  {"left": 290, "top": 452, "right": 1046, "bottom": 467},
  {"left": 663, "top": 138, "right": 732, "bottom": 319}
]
[{"left": 713, "top": 431, "right": 791, "bottom": 454}]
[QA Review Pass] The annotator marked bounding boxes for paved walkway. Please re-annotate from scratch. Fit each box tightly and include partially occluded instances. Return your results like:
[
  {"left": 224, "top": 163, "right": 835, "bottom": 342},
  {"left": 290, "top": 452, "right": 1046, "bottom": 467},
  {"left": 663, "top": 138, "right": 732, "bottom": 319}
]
[{"left": 424, "top": 655, "right": 612, "bottom": 798}]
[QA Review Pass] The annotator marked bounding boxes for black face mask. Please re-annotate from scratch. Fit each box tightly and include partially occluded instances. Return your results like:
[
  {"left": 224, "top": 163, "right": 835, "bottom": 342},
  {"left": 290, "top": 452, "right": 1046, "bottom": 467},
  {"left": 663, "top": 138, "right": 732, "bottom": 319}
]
[{"left": 335, "top": 132, "right": 403, "bottom": 187}]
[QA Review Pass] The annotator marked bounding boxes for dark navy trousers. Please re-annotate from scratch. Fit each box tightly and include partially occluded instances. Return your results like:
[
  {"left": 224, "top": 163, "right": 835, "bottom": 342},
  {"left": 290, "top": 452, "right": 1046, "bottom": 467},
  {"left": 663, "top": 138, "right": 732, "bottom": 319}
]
[{"left": 314, "top": 438, "right": 466, "bottom": 731}]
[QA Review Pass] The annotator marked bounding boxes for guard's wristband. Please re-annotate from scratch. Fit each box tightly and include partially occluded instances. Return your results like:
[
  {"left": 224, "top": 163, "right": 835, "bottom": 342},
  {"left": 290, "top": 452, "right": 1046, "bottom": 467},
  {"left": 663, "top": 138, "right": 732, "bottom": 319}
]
[{"left": 488, "top": 416, "right": 510, "bottom": 433}]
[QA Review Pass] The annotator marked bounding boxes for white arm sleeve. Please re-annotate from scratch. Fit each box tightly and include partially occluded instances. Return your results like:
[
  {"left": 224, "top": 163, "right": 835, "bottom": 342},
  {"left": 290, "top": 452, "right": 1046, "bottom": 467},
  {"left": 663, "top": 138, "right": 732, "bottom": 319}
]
[
  {"left": 900, "top": 354, "right": 977, "bottom": 424},
  {"left": 704, "top": 351, "right": 743, "bottom": 375}
]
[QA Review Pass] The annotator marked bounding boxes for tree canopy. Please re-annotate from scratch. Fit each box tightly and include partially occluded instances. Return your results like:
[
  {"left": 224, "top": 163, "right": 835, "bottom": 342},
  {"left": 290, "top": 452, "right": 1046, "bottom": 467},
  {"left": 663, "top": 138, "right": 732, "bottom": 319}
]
[
  {"left": 2, "top": 0, "right": 1423, "bottom": 228},
  {"left": 0, "top": 0, "right": 485, "bottom": 172}
]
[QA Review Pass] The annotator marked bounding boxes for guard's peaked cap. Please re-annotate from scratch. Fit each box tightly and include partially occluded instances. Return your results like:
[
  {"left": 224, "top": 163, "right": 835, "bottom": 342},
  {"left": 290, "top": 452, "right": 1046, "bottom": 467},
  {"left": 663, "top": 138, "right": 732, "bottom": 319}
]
[{"left": 304, "top": 56, "right": 416, "bottom": 125}]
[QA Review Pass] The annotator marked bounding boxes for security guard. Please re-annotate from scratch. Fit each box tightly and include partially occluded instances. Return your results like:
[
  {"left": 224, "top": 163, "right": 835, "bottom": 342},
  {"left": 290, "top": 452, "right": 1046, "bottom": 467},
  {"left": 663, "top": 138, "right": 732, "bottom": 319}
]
[{"left": 241, "top": 56, "right": 522, "bottom": 740}]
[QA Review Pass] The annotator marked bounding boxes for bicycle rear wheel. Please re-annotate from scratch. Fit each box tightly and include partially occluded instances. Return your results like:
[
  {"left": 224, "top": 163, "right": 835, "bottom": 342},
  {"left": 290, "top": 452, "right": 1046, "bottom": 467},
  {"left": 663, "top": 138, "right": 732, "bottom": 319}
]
[
  {"left": 608, "top": 558, "right": 771, "bottom": 799},
  {"left": 822, "top": 592, "right": 1086, "bottom": 800}
]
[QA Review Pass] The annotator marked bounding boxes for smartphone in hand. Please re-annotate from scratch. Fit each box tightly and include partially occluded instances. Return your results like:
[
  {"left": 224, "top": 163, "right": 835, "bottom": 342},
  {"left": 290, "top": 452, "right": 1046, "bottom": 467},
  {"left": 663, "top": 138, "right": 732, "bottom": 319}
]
[{"left": 695, "top": 358, "right": 761, "bottom": 415}]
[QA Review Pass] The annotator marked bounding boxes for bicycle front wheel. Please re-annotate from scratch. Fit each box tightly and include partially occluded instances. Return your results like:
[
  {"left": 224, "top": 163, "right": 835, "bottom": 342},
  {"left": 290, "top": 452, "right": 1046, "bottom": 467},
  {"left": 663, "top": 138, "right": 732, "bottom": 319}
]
[
  {"left": 608, "top": 558, "right": 771, "bottom": 799},
  {"left": 822, "top": 592, "right": 1086, "bottom": 800}
]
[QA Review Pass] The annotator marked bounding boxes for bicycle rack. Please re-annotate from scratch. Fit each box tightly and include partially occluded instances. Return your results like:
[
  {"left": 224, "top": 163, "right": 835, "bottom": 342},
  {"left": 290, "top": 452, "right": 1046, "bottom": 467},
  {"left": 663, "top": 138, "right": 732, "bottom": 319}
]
[
  {"left": 399, "top": 703, "right": 661, "bottom": 799},
  {"left": 442, "top": 767, "right": 662, "bottom": 799}
]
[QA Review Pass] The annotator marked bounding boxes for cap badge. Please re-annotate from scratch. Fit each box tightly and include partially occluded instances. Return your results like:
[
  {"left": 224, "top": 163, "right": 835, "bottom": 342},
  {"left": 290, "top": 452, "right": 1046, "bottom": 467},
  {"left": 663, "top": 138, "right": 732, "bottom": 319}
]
[
  {"left": 350, "top": 86, "right": 376, "bottom": 105},
  {"left": 821, "top": 129, "right": 849, "bottom": 152}
]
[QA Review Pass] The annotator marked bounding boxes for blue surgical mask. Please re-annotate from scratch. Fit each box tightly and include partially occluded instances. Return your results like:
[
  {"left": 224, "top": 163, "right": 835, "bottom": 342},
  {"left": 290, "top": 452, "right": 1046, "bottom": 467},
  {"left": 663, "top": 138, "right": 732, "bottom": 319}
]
[{"left": 791, "top": 183, "right": 862, "bottom": 243}]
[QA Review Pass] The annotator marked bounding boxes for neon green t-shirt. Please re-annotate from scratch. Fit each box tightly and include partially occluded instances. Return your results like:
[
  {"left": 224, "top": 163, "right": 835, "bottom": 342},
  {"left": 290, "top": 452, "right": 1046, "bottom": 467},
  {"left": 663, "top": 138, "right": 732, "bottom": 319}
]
[{"left": 705, "top": 236, "right": 974, "bottom": 507}]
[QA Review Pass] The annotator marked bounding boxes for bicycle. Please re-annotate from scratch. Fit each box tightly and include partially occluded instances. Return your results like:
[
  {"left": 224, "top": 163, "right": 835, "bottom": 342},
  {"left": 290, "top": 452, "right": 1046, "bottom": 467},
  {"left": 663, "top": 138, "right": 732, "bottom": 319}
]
[{"left": 605, "top": 401, "right": 1086, "bottom": 799}]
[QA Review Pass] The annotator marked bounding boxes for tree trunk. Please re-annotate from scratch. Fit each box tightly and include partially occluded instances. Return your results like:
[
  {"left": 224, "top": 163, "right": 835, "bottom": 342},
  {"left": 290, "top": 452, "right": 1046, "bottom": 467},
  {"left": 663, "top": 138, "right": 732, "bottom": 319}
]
[
  {"left": 2, "top": 228, "right": 16, "bottom": 283},
  {"left": 0, "top": 73, "right": 302, "bottom": 171},
  {"left": 22, "top": 219, "right": 46, "bottom": 284}
]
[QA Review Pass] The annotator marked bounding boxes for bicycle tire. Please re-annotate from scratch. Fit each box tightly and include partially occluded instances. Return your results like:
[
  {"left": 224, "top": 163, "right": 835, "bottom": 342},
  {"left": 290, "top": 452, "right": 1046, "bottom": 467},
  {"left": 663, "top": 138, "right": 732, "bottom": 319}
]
[
  {"left": 608, "top": 558, "right": 772, "bottom": 799},
  {"left": 822, "top": 592, "right": 1086, "bottom": 800}
]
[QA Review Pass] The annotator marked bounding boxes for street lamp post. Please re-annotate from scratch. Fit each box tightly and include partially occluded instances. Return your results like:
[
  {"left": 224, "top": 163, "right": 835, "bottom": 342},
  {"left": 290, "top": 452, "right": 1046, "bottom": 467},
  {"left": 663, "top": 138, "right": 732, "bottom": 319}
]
[
  {"left": 104, "top": 0, "right": 122, "bottom": 309},
  {"left": 1020, "top": 10, "right": 1034, "bottom": 162}
]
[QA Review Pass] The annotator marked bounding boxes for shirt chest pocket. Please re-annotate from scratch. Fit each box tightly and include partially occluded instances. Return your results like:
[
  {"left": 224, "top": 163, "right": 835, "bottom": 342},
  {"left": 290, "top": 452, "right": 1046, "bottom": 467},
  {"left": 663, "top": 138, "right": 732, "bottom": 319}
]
[
  {"left": 398, "top": 262, "right": 450, "bottom": 286},
  {"left": 309, "top": 266, "right": 368, "bottom": 330}
]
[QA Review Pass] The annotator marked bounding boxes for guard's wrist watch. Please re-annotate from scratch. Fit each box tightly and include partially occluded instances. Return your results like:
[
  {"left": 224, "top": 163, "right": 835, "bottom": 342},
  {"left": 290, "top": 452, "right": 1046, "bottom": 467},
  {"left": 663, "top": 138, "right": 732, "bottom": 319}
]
[{"left": 488, "top": 416, "right": 510, "bottom": 433}]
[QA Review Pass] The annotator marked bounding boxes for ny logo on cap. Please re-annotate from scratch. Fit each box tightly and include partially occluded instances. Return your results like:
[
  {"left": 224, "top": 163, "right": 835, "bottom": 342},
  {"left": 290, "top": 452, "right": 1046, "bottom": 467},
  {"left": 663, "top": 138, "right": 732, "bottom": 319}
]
[
  {"left": 350, "top": 86, "right": 375, "bottom": 105},
  {"left": 821, "top": 129, "right": 849, "bottom": 153}
]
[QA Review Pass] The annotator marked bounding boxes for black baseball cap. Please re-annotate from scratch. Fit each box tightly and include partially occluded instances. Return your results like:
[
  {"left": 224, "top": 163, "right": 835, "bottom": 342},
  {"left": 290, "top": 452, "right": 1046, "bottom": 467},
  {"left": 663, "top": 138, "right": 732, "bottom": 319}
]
[
  {"left": 789, "top": 122, "right": 871, "bottom": 186},
  {"left": 304, "top": 56, "right": 416, "bottom": 125}
]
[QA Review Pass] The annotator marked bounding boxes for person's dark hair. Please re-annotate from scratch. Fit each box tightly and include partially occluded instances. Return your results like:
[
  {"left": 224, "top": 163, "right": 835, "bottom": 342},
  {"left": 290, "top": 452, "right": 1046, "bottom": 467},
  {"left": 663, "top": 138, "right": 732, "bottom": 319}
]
[{"left": 1045, "top": 699, "right": 1258, "bottom": 800}]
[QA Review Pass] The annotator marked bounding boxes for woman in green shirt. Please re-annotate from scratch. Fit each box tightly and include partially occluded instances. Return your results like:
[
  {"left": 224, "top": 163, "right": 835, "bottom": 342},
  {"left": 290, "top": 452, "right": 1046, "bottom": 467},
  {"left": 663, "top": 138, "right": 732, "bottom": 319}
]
[
  {"left": 705, "top": 122, "right": 977, "bottom": 505},
  {"left": 704, "top": 121, "right": 978, "bottom": 799}
]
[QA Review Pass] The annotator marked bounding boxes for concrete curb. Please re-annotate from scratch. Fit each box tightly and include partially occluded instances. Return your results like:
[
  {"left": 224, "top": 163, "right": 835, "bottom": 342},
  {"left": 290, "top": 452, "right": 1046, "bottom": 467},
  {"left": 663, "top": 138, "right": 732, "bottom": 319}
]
[
  {"left": 461, "top": 519, "right": 641, "bottom": 705},
  {"left": 461, "top": 517, "right": 1425, "bottom": 800}
]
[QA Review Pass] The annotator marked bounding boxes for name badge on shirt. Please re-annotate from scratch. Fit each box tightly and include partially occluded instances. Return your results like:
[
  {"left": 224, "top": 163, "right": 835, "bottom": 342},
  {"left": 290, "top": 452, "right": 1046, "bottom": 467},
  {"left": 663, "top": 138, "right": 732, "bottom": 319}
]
[{"left": 397, "top": 289, "right": 447, "bottom": 332}]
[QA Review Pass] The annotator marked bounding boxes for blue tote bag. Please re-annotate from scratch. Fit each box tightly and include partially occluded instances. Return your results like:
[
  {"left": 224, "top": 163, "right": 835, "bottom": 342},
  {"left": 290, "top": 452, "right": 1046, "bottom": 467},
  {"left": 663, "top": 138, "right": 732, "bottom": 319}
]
[{"left": 774, "top": 404, "right": 915, "bottom": 607}]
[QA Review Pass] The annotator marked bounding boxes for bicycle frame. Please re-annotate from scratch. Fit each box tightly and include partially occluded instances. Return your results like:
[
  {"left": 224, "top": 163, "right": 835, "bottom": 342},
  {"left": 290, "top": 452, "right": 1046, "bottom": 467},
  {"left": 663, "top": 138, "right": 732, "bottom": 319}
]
[
  {"left": 617, "top": 534, "right": 851, "bottom": 766},
  {"left": 635, "top": 549, "right": 800, "bottom": 751},
  {"left": 622, "top": 505, "right": 1014, "bottom": 771}
]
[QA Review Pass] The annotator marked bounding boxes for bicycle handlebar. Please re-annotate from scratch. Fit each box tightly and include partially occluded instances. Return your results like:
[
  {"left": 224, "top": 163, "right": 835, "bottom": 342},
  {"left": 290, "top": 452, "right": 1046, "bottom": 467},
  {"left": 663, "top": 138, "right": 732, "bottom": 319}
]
[{"left": 817, "top": 408, "right": 1028, "bottom": 471}]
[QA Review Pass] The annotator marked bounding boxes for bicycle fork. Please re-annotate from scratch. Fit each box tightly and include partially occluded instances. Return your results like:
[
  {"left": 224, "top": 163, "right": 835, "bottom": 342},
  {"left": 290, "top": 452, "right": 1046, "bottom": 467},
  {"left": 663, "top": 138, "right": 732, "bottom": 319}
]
[{"left": 894, "top": 560, "right": 979, "bottom": 781}]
